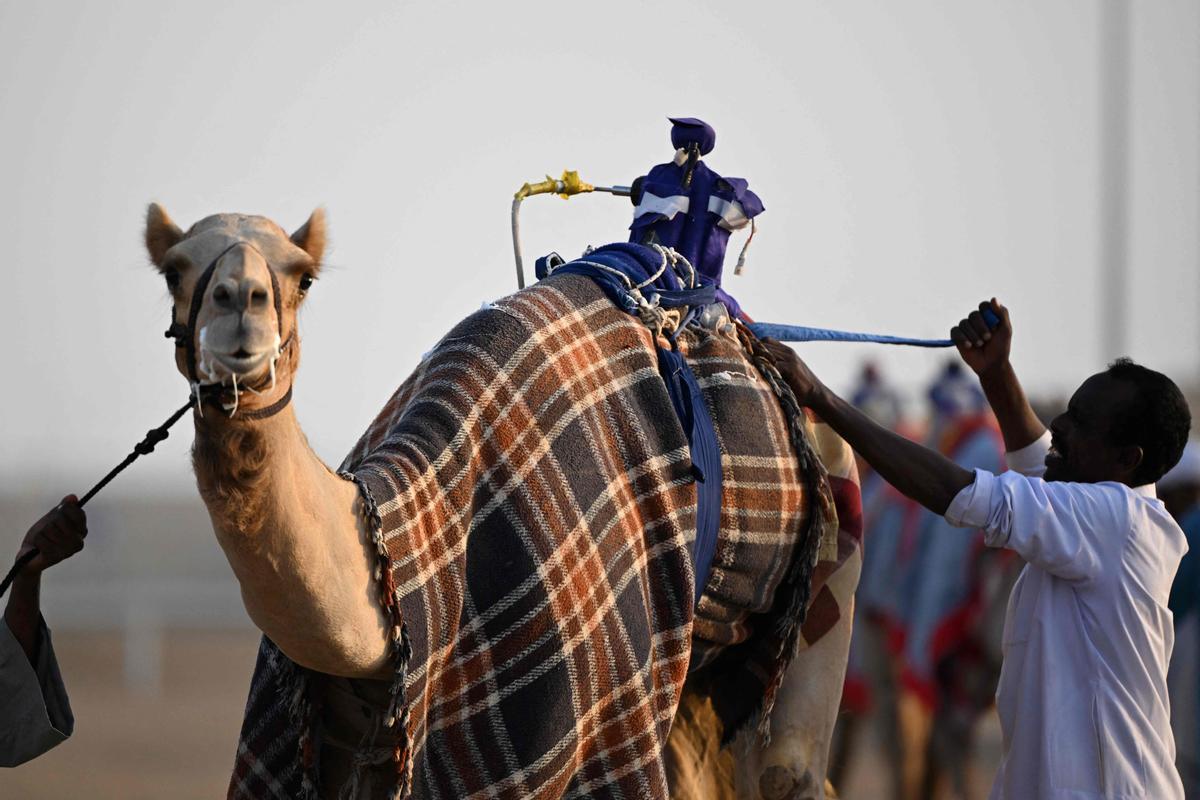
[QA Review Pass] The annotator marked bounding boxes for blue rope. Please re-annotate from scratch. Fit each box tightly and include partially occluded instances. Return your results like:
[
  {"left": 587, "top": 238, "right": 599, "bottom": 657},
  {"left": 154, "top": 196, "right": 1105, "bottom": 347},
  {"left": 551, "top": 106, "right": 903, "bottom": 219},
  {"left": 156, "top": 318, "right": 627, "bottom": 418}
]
[
  {"left": 746, "top": 322, "right": 952, "bottom": 348},
  {"left": 747, "top": 308, "right": 999, "bottom": 348}
]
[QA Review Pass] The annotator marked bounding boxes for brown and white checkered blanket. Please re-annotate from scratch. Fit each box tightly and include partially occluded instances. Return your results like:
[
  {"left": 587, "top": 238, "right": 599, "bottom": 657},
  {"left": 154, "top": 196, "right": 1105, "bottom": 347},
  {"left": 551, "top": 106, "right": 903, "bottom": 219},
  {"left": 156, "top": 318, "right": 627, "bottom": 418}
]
[{"left": 227, "top": 274, "right": 861, "bottom": 799}]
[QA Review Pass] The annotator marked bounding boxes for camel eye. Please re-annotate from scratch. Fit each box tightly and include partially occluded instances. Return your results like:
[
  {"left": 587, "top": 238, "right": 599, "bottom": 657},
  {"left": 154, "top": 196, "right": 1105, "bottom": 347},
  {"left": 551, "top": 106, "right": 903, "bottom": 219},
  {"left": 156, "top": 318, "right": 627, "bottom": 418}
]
[
  {"left": 164, "top": 269, "right": 181, "bottom": 292},
  {"left": 299, "top": 273, "right": 315, "bottom": 294}
]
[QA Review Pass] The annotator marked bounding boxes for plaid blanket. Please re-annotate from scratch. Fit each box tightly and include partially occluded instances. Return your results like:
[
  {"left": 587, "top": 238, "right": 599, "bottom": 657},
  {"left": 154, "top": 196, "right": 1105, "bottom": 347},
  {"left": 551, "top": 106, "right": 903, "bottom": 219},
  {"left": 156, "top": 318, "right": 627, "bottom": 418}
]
[{"left": 228, "top": 273, "right": 858, "bottom": 799}]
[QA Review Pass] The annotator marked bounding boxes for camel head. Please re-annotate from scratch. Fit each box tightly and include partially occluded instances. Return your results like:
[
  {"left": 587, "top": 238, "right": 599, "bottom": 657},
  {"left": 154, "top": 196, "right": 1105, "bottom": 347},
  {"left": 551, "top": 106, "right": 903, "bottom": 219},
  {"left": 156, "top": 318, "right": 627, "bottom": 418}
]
[{"left": 145, "top": 204, "right": 325, "bottom": 403}]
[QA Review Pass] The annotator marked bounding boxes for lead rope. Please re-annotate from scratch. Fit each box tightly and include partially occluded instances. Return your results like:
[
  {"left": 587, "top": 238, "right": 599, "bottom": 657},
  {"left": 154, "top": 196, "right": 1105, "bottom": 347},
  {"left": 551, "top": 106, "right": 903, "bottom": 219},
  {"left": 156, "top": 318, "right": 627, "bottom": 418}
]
[{"left": 0, "top": 397, "right": 197, "bottom": 598}]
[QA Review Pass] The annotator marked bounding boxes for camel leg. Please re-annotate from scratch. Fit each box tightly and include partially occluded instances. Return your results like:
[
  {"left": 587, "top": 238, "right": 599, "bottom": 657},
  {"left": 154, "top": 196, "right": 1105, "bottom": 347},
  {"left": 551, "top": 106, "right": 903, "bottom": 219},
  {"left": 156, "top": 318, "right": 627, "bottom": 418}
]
[
  {"left": 827, "top": 712, "right": 860, "bottom": 790},
  {"left": 665, "top": 597, "right": 858, "bottom": 800},
  {"left": 743, "top": 561, "right": 861, "bottom": 800},
  {"left": 663, "top": 684, "right": 738, "bottom": 800}
]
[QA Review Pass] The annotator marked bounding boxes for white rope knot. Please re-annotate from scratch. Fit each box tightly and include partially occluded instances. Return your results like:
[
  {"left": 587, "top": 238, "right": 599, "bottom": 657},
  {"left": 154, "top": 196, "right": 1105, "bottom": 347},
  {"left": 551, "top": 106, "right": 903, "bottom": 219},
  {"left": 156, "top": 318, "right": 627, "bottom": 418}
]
[
  {"left": 627, "top": 245, "right": 695, "bottom": 339},
  {"left": 547, "top": 244, "right": 699, "bottom": 341}
]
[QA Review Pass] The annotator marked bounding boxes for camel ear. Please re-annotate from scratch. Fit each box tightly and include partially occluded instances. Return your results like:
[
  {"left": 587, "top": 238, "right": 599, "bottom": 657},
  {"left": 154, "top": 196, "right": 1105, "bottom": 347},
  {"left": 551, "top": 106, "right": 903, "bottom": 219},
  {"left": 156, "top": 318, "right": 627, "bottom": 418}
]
[
  {"left": 290, "top": 208, "right": 326, "bottom": 268},
  {"left": 145, "top": 203, "right": 184, "bottom": 268}
]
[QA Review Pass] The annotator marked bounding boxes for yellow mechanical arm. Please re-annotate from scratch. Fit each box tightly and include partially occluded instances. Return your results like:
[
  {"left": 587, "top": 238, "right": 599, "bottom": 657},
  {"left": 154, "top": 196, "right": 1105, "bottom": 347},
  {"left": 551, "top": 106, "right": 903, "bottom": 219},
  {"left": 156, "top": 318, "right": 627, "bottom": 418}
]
[
  {"left": 514, "top": 170, "right": 595, "bottom": 201},
  {"left": 511, "top": 170, "right": 631, "bottom": 289}
]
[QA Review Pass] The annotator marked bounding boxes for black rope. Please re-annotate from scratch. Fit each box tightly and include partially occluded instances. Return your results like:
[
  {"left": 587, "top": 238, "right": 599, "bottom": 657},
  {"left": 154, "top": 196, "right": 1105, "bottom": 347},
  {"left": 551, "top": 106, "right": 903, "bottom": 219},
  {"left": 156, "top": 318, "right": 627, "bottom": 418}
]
[{"left": 0, "top": 397, "right": 195, "bottom": 598}]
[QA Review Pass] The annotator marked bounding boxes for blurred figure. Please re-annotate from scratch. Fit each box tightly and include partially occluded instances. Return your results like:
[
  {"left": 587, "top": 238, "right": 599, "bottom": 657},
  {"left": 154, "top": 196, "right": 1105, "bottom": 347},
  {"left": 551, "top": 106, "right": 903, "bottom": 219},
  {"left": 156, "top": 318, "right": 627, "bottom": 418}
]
[
  {"left": 1, "top": 497, "right": 86, "bottom": 766},
  {"left": 1159, "top": 443, "right": 1200, "bottom": 796},
  {"left": 897, "top": 362, "right": 1011, "bottom": 800},
  {"left": 832, "top": 362, "right": 919, "bottom": 792},
  {"left": 833, "top": 360, "right": 1021, "bottom": 800},
  {"left": 1160, "top": 441, "right": 1200, "bottom": 518},
  {"left": 851, "top": 361, "right": 906, "bottom": 435}
]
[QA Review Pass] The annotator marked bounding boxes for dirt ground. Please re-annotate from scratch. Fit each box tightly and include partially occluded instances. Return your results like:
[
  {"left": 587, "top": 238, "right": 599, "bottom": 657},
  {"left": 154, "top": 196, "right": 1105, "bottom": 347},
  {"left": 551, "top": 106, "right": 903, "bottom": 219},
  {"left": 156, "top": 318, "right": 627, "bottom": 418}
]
[
  {"left": 0, "top": 629, "right": 1001, "bottom": 799},
  {"left": 0, "top": 629, "right": 261, "bottom": 800}
]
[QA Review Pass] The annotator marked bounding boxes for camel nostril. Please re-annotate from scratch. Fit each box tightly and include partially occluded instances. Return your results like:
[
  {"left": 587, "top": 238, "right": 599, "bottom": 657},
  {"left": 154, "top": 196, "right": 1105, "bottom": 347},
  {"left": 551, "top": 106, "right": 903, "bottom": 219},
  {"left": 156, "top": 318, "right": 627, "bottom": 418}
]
[
  {"left": 250, "top": 287, "right": 269, "bottom": 309},
  {"left": 213, "top": 284, "right": 233, "bottom": 308}
]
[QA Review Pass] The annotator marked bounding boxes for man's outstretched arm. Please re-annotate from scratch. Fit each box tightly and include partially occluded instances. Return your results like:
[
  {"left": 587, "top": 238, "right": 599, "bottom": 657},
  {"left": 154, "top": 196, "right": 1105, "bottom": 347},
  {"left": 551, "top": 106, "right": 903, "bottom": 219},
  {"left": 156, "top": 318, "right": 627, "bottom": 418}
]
[
  {"left": 763, "top": 298, "right": 1040, "bottom": 515},
  {"left": 763, "top": 344, "right": 973, "bottom": 515}
]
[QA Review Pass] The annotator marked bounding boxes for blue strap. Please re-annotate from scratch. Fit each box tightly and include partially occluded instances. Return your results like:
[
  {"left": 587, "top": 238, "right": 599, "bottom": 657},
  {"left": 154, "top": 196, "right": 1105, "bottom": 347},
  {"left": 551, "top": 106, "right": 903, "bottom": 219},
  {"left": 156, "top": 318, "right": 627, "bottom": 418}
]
[
  {"left": 657, "top": 345, "right": 723, "bottom": 605},
  {"left": 747, "top": 307, "right": 1000, "bottom": 346},
  {"left": 542, "top": 244, "right": 724, "bottom": 606},
  {"left": 747, "top": 322, "right": 952, "bottom": 347}
]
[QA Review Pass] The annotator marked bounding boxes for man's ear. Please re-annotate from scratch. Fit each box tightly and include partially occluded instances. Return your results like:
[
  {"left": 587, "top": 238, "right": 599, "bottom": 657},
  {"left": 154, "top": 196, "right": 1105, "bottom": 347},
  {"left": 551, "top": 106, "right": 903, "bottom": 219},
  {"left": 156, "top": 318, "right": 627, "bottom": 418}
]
[
  {"left": 145, "top": 203, "right": 184, "bottom": 269},
  {"left": 1117, "top": 444, "right": 1144, "bottom": 482},
  {"left": 290, "top": 208, "right": 326, "bottom": 268}
]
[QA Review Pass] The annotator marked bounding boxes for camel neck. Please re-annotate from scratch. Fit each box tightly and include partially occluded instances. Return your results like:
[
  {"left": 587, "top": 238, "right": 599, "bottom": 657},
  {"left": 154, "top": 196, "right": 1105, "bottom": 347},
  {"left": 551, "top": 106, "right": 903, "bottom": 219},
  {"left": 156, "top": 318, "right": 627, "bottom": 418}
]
[{"left": 191, "top": 401, "right": 314, "bottom": 537}]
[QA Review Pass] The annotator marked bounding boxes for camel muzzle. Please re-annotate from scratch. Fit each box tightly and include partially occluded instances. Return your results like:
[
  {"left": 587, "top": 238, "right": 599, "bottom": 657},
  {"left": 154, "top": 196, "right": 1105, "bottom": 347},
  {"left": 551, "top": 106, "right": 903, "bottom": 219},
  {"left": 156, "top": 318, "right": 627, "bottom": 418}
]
[{"left": 164, "top": 239, "right": 294, "bottom": 418}]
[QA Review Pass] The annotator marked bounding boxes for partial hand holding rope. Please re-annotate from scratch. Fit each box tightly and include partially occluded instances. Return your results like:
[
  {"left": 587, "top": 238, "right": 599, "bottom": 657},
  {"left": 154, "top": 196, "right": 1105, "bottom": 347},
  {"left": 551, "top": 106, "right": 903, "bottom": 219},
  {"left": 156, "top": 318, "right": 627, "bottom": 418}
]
[{"left": 0, "top": 397, "right": 195, "bottom": 598}]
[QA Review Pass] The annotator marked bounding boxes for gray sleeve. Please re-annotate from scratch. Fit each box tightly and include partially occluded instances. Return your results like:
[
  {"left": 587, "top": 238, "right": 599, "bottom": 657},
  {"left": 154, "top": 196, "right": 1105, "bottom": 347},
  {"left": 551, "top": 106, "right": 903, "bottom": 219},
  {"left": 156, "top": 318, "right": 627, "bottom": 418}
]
[{"left": 0, "top": 617, "right": 73, "bottom": 767}]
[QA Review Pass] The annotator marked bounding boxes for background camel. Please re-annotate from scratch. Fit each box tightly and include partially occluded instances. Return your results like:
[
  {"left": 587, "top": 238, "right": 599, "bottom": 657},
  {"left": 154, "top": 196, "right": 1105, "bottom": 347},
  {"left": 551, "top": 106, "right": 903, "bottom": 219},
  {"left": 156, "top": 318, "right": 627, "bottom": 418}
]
[{"left": 144, "top": 204, "right": 862, "bottom": 799}]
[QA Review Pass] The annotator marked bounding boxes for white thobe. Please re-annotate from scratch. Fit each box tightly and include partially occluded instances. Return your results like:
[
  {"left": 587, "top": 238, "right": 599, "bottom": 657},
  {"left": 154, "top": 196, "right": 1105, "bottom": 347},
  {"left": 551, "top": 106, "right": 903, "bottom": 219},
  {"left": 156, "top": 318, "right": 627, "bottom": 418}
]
[
  {"left": 945, "top": 432, "right": 1187, "bottom": 799},
  {"left": 0, "top": 616, "right": 73, "bottom": 767}
]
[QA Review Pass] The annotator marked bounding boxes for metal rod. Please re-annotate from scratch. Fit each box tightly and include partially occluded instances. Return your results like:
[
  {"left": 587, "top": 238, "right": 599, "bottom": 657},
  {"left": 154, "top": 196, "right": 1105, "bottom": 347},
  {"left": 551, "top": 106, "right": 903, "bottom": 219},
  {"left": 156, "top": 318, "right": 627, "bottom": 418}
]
[
  {"left": 511, "top": 196, "right": 526, "bottom": 289},
  {"left": 592, "top": 185, "right": 633, "bottom": 197}
]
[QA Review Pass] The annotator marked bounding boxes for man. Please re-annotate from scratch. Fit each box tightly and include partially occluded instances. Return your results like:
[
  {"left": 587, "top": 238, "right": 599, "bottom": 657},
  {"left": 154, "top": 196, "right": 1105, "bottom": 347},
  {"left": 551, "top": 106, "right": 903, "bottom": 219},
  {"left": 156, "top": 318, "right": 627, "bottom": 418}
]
[
  {"left": 1, "top": 496, "right": 86, "bottom": 766},
  {"left": 763, "top": 298, "right": 1190, "bottom": 799}
]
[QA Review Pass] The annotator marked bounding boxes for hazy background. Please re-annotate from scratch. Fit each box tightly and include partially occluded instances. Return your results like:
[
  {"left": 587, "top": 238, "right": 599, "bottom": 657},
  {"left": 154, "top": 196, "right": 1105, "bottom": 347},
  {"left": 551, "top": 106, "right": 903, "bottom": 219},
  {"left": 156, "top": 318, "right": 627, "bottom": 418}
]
[{"left": 0, "top": 1, "right": 1196, "bottom": 797}]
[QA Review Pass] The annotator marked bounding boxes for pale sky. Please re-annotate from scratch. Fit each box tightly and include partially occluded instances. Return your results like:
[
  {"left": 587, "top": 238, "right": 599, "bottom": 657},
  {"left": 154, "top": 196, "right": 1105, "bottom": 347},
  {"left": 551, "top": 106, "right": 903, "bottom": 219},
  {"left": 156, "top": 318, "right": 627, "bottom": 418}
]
[{"left": 1, "top": 0, "right": 1197, "bottom": 501}]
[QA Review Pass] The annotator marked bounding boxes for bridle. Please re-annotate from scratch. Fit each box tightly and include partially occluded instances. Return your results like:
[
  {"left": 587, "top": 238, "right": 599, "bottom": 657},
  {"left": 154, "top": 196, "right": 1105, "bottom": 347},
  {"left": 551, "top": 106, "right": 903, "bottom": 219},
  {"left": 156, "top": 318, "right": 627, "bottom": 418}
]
[{"left": 164, "top": 239, "right": 295, "bottom": 420}]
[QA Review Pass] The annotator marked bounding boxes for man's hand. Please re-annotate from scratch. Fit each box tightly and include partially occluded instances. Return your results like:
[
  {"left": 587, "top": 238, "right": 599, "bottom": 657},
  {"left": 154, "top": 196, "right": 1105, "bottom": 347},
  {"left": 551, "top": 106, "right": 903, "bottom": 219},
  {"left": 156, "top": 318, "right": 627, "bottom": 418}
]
[
  {"left": 762, "top": 339, "right": 827, "bottom": 407},
  {"left": 950, "top": 298, "right": 1012, "bottom": 377},
  {"left": 950, "top": 298, "right": 1046, "bottom": 453},
  {"left": 17, "top": 496, "right": 87, "bottom": 575}
]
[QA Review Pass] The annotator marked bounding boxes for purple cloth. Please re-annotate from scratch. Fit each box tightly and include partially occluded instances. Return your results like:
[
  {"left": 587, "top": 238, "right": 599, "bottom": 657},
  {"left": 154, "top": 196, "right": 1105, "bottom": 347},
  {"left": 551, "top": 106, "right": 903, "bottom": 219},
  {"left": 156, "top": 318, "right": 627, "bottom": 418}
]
[
  {"left": 668, "top": 117, "right": 716, "bottom": 155},
  {"left": 629, "top": 118, "right": 764, "bottom": 295}
]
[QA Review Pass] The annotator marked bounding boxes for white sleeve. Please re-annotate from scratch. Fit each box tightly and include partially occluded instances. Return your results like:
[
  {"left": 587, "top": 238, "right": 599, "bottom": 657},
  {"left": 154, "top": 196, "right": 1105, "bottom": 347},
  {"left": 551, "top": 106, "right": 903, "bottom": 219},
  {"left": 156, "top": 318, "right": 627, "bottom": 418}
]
[
  {"left": 1005, "top": 430, "right": 1050, "bottom": 478},
  {"left": 944, "top": 468, "right": 1127, "bottom": 582},
  {"left": 0, "top": 617, "right": 73, "bottom": 766}
]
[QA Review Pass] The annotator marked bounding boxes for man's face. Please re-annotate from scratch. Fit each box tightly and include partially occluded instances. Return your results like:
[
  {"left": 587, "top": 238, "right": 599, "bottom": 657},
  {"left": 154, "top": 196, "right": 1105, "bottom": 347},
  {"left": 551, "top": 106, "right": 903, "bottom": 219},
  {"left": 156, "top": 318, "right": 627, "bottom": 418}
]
[{"left": 1045, "top": 373, "right": 1139, "bottom": 484}]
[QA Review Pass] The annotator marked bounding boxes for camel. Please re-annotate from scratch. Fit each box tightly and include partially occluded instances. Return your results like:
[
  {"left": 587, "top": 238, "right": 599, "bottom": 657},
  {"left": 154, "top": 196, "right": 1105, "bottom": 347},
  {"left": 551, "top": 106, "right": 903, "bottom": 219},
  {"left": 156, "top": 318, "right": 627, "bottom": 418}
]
[
  {"left": 145, "top": 205, "right": 392, "bottom": 679},
  {"left": 143, "top": 204, "right": 863, "bottom": 799}
]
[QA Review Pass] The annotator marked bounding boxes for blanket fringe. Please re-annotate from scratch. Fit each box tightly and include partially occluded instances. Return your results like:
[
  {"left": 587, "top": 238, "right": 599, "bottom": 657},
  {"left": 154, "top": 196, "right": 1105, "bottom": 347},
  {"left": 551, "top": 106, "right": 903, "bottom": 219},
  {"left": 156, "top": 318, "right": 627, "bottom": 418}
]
[
  {"left": 341, "top": 471, "right": 415, "bottom": 799},
  {"left": 735, "top": 322, "right": 839, "bottom": 745},
  {"left": 262, "top": 640, "right": 320, "bottom": 799}
]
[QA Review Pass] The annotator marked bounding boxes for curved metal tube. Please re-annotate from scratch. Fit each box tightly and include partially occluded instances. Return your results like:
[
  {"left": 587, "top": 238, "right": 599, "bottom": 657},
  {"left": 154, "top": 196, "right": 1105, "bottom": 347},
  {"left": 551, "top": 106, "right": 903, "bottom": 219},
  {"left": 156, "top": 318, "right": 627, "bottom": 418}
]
[
  {"left": 512, "top": 195, "right": 526, "bottom": 289},
  {"left": 510, "top": 176, "right": 632, "bottom": 290}
]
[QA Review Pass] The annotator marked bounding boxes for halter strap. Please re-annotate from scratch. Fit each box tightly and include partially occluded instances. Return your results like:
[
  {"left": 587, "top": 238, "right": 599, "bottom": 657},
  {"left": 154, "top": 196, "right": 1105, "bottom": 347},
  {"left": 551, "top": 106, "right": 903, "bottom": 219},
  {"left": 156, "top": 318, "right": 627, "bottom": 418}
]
[{"left": 164, "top": 240, "right": 293, "bottom": 420}]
